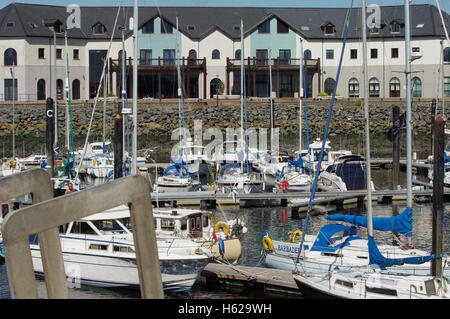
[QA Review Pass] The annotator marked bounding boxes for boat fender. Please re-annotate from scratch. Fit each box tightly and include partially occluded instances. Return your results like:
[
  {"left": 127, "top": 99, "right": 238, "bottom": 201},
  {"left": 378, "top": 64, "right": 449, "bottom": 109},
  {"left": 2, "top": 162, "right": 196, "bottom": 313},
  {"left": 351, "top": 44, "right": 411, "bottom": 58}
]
[
  {"left": 8, "top": 159, "right": 16, "bottom": 168},
  {"left": 218, "top": 238, "right": 225, "bottom": 255},
  {"left": 261, "top": 232, "right": 274, "bottom": 251},
  {"left": 214, "top": 221, "right": 230, "bottom": 236},
  {"left": 291, "top": 230, "right": 303, "bottom": 243}
]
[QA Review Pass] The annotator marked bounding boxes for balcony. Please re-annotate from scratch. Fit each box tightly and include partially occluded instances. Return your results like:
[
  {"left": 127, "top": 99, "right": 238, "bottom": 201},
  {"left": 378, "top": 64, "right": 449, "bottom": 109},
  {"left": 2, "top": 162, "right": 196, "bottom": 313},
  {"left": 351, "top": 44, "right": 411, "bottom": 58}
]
[
  {"left": 109, "top": 57, "right": 206, "bottom": 72},
  {"left": 226, "top": 57, "right": 320, "bottom": 71}
]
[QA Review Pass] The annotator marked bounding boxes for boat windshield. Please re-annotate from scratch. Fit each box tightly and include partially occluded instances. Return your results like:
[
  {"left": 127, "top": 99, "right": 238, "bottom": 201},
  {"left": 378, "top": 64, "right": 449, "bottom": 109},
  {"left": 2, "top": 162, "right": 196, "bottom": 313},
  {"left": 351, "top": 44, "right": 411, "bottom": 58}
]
[{"left": 313, "top": 149, "right": 329, "bottom": 162}]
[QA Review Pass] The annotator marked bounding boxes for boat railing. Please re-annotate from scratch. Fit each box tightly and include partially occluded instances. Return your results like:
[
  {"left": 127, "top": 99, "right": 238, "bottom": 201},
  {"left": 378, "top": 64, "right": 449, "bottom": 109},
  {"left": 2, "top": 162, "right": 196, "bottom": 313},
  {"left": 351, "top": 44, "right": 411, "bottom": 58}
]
[{"left": 0, "top": 168, "right": 163, "bottom": 299}]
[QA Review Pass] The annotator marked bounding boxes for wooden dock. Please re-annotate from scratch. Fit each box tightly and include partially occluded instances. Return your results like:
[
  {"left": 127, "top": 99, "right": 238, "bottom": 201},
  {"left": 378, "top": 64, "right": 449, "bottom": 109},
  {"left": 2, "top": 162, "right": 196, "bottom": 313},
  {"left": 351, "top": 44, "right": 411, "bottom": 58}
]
[{"left": 200, "top": 262, "right": 301, "bottom": 295}]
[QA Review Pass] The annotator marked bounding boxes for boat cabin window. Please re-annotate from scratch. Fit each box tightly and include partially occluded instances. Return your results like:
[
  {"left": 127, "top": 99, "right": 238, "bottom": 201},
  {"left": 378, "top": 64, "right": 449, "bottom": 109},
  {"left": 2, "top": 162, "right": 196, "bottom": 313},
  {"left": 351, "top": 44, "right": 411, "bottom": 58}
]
[
  {"left": 203, "top": 215, "right": 209, "bottom": 228},
  {"left": 113, "top": 246, "right": 134, "bottom": 253},
  {"left": 89, "top": 244, "right": 108, "bottom": 250},
  {"left": 325, "top": 165, "right": 336, "bottom": 173},
  {"left": 161, "top": 218, "right": 175, "bottom": 230},
  {"left": 321, "top": 252, "right": 343, "bottom": 257},
  {"left": 365, "top": 286, "right": 398, "bottom": 296},
  {"left": 196, "top": 217, "right": 201, "bottom": 229},
  {"left": 70, "top": 221, "right": 97, "bottom": 235},
  {"left": 313, "top": 149, "right": 328, "bottom": 161},
  {"left": 92, "top": 220, "right": 126, "bottom": 234},
  {"left": 335, "top": 279, "right": 354, "bottom": 288},
  {"left": 190, "top": 218, "right": 195, "bottom": 230}
]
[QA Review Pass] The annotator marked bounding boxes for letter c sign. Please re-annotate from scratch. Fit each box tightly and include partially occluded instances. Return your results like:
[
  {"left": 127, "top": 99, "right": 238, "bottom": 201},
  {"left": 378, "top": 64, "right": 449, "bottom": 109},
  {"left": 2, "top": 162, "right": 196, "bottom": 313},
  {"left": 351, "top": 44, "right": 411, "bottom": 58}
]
[{"left": 47, "top": 109, "right": 54, "bottom": 118}]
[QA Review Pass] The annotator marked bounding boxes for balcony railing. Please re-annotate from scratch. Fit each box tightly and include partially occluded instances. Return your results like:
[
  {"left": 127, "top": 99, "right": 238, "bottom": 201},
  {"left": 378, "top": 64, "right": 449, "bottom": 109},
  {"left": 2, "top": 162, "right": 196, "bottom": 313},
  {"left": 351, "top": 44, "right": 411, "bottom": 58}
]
[
  {"left": 109, "top": 57, "right": 206, "bottom": 70},
  {"left": 227, "top": 57, "right": 320, "bottom": 68}
]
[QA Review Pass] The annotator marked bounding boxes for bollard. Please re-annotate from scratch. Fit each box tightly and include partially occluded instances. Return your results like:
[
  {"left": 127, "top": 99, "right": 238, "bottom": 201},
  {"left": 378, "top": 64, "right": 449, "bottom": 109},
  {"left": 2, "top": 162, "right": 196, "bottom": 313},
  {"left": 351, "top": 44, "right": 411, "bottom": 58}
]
[{"left": 114, "top": 113, "right": 124, "bottom": 179}]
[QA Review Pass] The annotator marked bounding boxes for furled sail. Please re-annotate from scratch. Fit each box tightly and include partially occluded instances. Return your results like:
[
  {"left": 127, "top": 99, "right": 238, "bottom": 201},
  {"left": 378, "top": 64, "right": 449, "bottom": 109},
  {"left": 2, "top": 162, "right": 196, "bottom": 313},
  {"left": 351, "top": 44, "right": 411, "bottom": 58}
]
[{"left": 326, "top": 207, "right": 413, "bottom": 237}]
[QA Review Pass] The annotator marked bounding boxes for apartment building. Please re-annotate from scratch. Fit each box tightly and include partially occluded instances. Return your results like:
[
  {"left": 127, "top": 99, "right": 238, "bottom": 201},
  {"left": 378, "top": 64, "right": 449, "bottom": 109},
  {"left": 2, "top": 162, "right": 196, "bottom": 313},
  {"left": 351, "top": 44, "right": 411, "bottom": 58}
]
[{"left": 0, "top": 3, "right": 449, "bottom": 101}]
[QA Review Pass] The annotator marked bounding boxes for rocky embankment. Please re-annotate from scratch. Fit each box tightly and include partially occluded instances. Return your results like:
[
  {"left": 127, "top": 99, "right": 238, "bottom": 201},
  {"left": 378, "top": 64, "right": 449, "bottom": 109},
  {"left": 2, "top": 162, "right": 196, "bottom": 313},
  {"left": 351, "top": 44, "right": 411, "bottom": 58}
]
[{"left": 0, "top": 99, "right": 440, "bottom": 139}]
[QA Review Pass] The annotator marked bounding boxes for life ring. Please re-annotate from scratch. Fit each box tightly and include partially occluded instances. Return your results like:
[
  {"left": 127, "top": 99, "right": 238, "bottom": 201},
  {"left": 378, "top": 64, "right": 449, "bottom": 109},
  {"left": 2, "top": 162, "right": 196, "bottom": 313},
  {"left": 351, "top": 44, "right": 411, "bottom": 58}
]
[
  {"left": 214, "top": 221, "right": 230, "bottom": 236},
  {"left": 291, "top": 230, "right": 303, "bottom": 243},
  {"left": 277, "top": 179, "right": 289, "bottom": 192},
  {"left": 8, "top": 160, "right": 16, "bottom": 168},
  {"left": 262, "top": 236, "right": 274, "bottom": 251}
]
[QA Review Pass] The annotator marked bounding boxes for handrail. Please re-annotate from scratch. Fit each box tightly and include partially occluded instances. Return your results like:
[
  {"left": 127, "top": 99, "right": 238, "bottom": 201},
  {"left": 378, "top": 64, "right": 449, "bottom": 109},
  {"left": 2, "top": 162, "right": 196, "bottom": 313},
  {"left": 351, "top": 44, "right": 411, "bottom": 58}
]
[
  {"left": 1, "top": 171, "right": 163, "bottom": 299},
  {"left": 0, "top": 168, "right": 67, "bottom": 299}
]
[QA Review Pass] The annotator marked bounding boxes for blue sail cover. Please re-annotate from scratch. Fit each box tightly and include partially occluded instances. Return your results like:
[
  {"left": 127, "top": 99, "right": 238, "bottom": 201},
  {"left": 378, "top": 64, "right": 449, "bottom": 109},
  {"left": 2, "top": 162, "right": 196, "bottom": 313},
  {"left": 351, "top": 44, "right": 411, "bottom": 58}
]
[
  {"left": 445, "top": 153, "right": 450, "bottom": 163},
  {"left": 368, "top": 235, "right": 443, "bottom": 270},
  {"left": 311, "top": 224, "right": 360, "bottom": 252},
  {"left": 326, "top": 207, "right": 413, "bottom": 237}
]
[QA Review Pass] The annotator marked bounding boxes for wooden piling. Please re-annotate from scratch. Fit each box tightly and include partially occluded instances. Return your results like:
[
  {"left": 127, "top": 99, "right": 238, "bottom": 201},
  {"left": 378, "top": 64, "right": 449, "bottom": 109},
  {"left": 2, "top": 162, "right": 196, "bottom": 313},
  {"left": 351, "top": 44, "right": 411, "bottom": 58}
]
[
  {"left": 113, "top": 113, "right": 123, "bottom": 179},
  {"left": 392, "top": 106, "right": 401, "bottom": 189},
  {"left": 431, "top": 116, "right": 444, "bottom": 277},
  {"left": 45, "top": 98, "right": 55, "bottom": 177}
]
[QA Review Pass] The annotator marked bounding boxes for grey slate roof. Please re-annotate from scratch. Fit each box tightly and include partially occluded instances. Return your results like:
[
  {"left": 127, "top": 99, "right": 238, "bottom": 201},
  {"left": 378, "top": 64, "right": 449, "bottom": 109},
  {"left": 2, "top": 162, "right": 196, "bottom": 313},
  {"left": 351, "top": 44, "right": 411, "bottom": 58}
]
[{"left": 0, "top": 3, "right": 449, "bottom": 41}]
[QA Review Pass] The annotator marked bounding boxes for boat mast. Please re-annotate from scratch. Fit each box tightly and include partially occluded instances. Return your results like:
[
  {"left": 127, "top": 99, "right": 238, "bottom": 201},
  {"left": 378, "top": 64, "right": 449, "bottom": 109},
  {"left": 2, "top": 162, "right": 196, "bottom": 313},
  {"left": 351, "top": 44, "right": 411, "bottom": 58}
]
[
  {"left": 435, "top": 0, "right": 449, "bottom": 120},
  {"left": 362, "top": 0, "right": 373, "bottom": 236},
  {"left": 405, "top": 0, "right": 413, "bottom": 209},
  {"left": 131, "top": 0, "right": 138, "bottom": 175},
  {"left": 176, "top": 16, "right": 185, "bottom": 162},
  {"left": 269, "top": 49, "right": 274, "bottom": 145},
  {"left": 299, "top": 38, "right": 304, "bottom": 157},
  {"left": 240, "top": 18, "right": 245, "bottom": 172}
]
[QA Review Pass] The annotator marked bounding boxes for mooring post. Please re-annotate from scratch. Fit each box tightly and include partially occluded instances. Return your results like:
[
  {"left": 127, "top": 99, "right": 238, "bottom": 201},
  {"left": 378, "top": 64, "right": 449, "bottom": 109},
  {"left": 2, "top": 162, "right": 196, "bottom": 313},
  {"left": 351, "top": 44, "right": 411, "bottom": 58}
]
[
  {"left": 431, "top": 99, "right": 437, "bottom": 160},
  {"left": 45, "top": 98, "right": 55, "bottom": 177},
  {"left": 431, "top": 116, "right": 444, "bottom": 277},
  {"left": 114, "top": 113, "right": 123, "bottom": 179}
]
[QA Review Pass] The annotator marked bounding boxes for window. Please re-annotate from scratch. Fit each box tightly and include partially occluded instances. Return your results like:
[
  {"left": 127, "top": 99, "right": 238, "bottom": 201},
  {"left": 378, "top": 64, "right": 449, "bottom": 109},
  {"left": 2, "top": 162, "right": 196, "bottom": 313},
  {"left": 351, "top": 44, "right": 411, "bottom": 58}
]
[
  {"left": 391, "top": 48, "right": 399, "bottom": 59},
  {"left": 258, "top": 20, "right": 270, "bottom": 33},
  {"left": 161, "top": 19, "right": 173, "bottom": 34},
  {"left": 350, "top": 49, "right": 357, "bottom": 59},
  {"left": 366, "top": 286, "right": 398, "bottom": 296},
  {"left": 322, "top": 22, "right": 335, "bottom": 35},
  {"left": 326, "top": 49, "right": 334, "bottom": 60},
  {"left": 92, "top": 23, "right": 106, "bottom": 34},
  {"left": 444, "top": 47, "right": 450, "bottom": 62},
  {"left": 233, "top": 25, "right": 240, "bottom": 31},
  {"left": 370, "top": 48, "right": 378, "bottom": 59},
  {"left": 140, "top": 49, "right": 152, "bottom": 65},
  {"left": 277, "top": 20, "right": 289, "bottom": 33},
  {"left": 444, "top": 77, "right": 450, "bottom": 97},
  {"left": 4, "top": 79, "right": 18, "bottom": 101},
  {"left": 37, "top": 79, "right": 46, "bottom": 100},
  {"left": 304, "top": 50, "right": 312, "bottom": 59},
  {"left": 412, "top": 77, "right": 422, "bottom": 98},
  {"left": 234, "top": 49, "right": 241, "bottom": 59},
  {"left": 163, "top": 49, "right": 175, "bottom": 65},
  {"left": 56, "top": 49, "right": 62, "bottom": 60},
  {"left": 279, "top": 49, "right": 291, "bottom": 64},
  {"left": 161, "top": 219, "right": 175, "bottom": 231},
  {"left": 187, "top": 25, "right": 195, "bottom": 31},
  {"left": 56, "top": 79, "right": 64, "bottom": 100},
  {"left": 369, "top": 27, "right": 379, "bottom": 34},
  {"left": 349, "top": 78, "right": 359, "bottom": 97},
  {"left": 336, "top": 279, "right": 354, "bottom": 288},
  {"left": 391, "top": 22, "right": 401, "bottom": 33},
  {"left": 38, "top": 48, "right": 45, "bottom": 59},
  {"left": 73, "top": 49, "right": 79, "bottom": 60},
  {"left": 212, "top": 49, "right": 220, "bottom": 60},
  {"left": 389, "top": 77, "right": 401, "bottom": 97},
  {"left": 188, "top": 49, "right": 197, "bottom": 64},
  {"left": 369, "top": 77, "right": 380, "bottom": 97},
  {"left": 142, "top": 19, "right": 154, "bottom": 33},
  {"left": 4, "top": 48, "right": 17, "bottom": 66},
  {"left": 72, "top": 79, "right": 80, "bottom": 100},
  {"left": 5, "top": 22, "right": 14, "bottom": 28},
  {"left": 324, "top": 78, "right": 335, "bottom": 95},
  {"left": 203, "top": 215, "right": 209, "bottom": 228},
  {"left": 256, "top": 49, "right": 268, "bottom": 65}
]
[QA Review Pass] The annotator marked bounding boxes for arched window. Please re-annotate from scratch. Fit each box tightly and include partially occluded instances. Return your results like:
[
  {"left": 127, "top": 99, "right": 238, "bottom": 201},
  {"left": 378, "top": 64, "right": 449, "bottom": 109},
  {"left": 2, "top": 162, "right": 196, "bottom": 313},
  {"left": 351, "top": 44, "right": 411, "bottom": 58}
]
[
  {"left": 188, "top": 49, "right": 197, "bottom": 64},
  {"left": 348, "top": 78, "right": 359, "bottom": 98},
  {"left": 212, "top": 49, "right": 220, "bottom": 60},
  {"left": 72, "top": 79, "right": 80, "bottom": 100},
  {"left": 56, "top": 79, "right": 64, "bottom": 100},
  {"left": 210, "top": 78, "right": 223, "bottom": 98},
  {"left": 37, "top": 79, "right": 46, "bottom": 100},
  {"left": 412, "top": 77, "right": 422, "bottom": 98},
  {"left": 369, "top": 77, "right": 380, "bottom": 97},
  {"left": 389, "top": 77, "right": 401, "bottom": 97},
  {"left": 444, "top": 47, "right": 450, "bottom": 62},
  {"left": 235, "top": 49, "right": 241, "bottom": 59},
  {"left": 304, "top": 49, "right": 312, "bottom": 59},
  {"left": 4, "top": 48, "right": 17, "bottom": 66},
  {"left": 324, "top": 78, "right": 335, "bottom": 95}
]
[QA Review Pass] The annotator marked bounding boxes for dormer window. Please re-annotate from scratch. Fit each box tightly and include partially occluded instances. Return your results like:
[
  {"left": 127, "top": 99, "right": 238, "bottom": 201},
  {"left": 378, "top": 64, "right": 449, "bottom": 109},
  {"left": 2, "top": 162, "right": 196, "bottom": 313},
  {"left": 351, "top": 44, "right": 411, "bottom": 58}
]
[
  {"left": 369, "top": 27, "right": 379, "bottom": 34},
  {"left": 187, "top": 25, "right": 195, "bottom": 31},
  {"left": 390, "top": 21, "right": 402, "bottom": 33},
  {"left": 321, "top": 22, "right": 336, "bottom": 35},
  {"left": 93, "top": 23, "right": 106, "bottom": 35},
  {"left": 234, "top": 25, "right": 240, "bottom": 31},
  {"left": 5, "top": 22, "right": 14, "bottom": 28}
]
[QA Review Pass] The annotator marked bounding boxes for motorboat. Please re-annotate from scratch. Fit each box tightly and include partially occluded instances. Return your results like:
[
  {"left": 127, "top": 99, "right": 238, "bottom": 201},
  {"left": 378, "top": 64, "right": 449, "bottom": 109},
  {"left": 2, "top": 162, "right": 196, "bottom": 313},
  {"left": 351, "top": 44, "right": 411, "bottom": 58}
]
[
  {"left": 29, "top": 207, "right": 211, "bottom": 291},
  {"left": 0, "top": 159, "right": 26, "bottom": 177},
  {"left": 302, "top": 138, "right": 352, "bottom": 174},
  {"left": 155, "top": 162, "right": 201, "bottom": 193},
  {"left": 17, "top": 154, "right": 47, "bottom": 166},
  {"left": 216, "top": 163, "right": 264, "bottom": 194}
]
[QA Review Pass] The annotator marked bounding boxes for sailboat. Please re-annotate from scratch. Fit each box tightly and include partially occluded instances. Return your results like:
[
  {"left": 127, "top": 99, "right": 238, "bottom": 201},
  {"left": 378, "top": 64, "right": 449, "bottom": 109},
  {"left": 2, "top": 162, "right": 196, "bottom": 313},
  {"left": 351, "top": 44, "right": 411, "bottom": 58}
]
[
  {"left": 216, "top": 19, "right": 264, "bottom": 195},
  {"left": 292, "top": 0, "right": 449, "bottom": 299},
  {"left": 263, "top": 1, "right": 449, "bottom": 278}
]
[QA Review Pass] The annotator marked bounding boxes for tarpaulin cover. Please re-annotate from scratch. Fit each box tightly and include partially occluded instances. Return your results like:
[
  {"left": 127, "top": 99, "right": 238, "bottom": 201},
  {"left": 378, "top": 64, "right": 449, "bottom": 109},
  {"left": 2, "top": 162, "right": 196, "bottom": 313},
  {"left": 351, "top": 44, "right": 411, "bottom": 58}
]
[{"left": 311, "top": 224, "right": 360, "bottom": 252}]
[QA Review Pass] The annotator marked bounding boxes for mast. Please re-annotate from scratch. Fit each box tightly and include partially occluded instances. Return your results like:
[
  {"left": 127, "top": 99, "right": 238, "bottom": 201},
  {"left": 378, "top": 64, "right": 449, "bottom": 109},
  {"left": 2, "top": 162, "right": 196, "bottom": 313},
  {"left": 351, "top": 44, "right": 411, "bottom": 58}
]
[
  {"left": 269, "top": 49, "right": 274, "bottom": 144},
  {"left": 131, "top": 0, "right": 138, "bottom": 175},
  {"left": 121, "top": 26, "right": 128, "bottom": 173},
  {"left": 436, "top": 0, "right": 449, "bottom": 119},
  {"left": 176, "top": 16, "right": 185, "bottom": 161},
  {"left": 64, "top": 31, "right": 70, "bottom": 152},
  {"left": 54, "top": 30, "right": 58, "bottom": 152},
  {"left": 362, "top": 0, "right": 373, "bottom": 236},
  {"left": 405, "top": 0, "right": 413, "bottom": 209},
  {"left": 240, "top": 18, "right": 245, "bottom": 172},
  {"left": 299, "top": 38, "right": 304, "bottom": 157}
]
